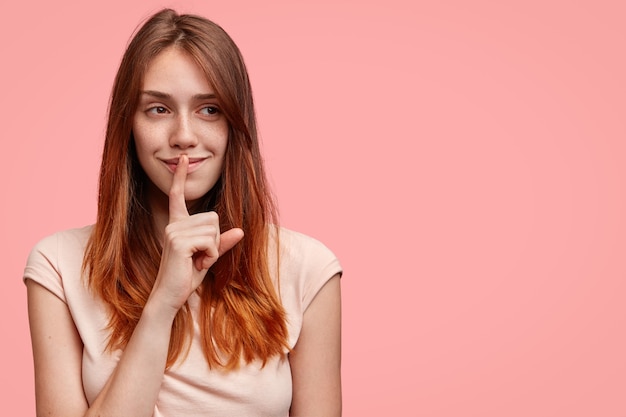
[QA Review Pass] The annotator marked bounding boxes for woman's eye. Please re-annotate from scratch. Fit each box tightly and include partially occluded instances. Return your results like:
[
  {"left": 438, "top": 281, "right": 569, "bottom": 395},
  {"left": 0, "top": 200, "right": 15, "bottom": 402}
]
[
  {"left": 200, "top": 106, "right": 219, "bottom": 115},
  {"left": 148, "top": 106, "right": 168, "bottom": 114}
]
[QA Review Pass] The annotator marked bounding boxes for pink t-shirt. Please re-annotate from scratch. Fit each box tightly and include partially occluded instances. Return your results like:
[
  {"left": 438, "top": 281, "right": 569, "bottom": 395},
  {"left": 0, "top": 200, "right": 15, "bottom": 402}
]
[{"left": 24, "top": 225, "right": 342, "bottom": 417}]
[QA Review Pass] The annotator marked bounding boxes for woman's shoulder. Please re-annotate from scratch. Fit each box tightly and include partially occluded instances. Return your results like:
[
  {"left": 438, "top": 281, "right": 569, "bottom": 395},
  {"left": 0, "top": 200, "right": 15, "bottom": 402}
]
[
  {"left": 271, "top": 225, "right": 342, "bottom": 278},
  {"left": 25, "top": 225, "right": 94, "bottom": 278},
  {"left": 274, "top": 226, "right": 335, "bottom": 253},
  {"left": 24, "top": 225, "right": 94, "bottom": 301},
  {"left": 270, "top": 226, "right": 342, "bottom": 346},
  {"left": 30, "top": 225, "right": 94, "bottom": 255}
]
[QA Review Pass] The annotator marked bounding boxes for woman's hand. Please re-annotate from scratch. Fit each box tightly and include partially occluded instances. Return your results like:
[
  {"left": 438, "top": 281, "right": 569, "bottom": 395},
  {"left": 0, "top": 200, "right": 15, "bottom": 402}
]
[{"left": 150, "top": 154, "right": 244, "bottom": 314}]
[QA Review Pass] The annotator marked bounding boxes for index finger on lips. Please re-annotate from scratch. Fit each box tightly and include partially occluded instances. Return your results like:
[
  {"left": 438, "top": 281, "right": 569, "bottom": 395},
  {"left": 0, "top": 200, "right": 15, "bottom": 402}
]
[{"left": 169, "top": 154, "right": 190, "bottom": 223}]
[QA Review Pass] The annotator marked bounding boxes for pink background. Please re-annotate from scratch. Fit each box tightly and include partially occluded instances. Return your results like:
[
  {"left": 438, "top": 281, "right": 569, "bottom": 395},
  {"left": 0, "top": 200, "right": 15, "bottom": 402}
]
[{"left": 2, "top": 0, "right": 625, "bottom": 415}]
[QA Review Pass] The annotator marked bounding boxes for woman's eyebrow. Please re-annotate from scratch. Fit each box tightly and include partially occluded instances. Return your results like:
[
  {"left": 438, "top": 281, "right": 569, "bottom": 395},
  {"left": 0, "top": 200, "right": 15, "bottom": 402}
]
[
  {"left": 141, "top": 90, "right": 171, "bottom": 99},
  {"left": 140, "top": 90, "right": 217, "bottom": 100},
  {"left": 193, "top": 93, "right": 217, "bottom": 100}
]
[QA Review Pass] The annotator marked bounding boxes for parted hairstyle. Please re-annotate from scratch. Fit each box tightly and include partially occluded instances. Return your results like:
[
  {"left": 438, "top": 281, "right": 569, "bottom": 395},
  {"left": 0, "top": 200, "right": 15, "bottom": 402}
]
[{"left": 83, "top": 8, "right": 289, "bottom": 369}]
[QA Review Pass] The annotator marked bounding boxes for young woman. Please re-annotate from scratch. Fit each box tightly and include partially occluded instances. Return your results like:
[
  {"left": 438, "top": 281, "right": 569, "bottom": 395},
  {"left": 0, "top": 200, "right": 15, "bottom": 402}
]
[{"left": 24, "top": 9, "right": 342, "bottom": 417}]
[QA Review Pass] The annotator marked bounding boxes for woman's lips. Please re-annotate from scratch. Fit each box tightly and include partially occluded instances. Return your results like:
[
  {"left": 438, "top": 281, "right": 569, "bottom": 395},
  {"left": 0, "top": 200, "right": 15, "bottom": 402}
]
[{"left": 161, "top": 157, "right": 208, "bottom": 173}]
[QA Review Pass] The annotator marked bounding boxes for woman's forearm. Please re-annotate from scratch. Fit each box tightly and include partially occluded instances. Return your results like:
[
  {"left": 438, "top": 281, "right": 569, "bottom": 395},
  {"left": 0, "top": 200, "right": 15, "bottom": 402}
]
[{"left": 85, "top": 297, "right": 177, "bottom": 417}]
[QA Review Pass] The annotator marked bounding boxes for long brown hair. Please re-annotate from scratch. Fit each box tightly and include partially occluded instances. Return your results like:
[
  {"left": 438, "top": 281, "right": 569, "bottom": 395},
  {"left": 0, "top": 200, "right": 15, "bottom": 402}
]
[{"left": 83, "top": 9, "right": 289, "bottom": 369}]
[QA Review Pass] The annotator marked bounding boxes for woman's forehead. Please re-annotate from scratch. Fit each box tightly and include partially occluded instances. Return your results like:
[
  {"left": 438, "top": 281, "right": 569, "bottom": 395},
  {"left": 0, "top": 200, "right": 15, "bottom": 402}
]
[{"left": 141, "top": 47, "right": 215, "bottom": 98}]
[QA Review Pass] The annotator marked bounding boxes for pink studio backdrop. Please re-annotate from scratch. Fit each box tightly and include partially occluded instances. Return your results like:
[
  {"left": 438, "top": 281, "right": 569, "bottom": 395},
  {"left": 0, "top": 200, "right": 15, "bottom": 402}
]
[{"left": 1, "top": 0, "right": 624, "bottom": 415}]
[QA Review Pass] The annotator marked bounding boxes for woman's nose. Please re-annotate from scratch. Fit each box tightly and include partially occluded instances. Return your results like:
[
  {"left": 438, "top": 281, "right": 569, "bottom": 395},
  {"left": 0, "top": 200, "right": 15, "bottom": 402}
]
[{"left": 169, "top": 115, "right": 198, "bottom": 148}]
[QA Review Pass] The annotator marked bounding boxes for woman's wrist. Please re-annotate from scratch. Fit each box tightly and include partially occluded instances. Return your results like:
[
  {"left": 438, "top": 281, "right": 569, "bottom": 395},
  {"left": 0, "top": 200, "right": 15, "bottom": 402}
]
[{"left": 143, "top": 292, "right": 180, "bottom": 326}]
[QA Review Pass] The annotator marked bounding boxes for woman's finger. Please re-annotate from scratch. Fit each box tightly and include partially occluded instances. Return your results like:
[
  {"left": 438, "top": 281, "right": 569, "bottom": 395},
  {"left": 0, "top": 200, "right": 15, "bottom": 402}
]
[{"left": 169, "top": 155, "right": 190, "bottom": 223}]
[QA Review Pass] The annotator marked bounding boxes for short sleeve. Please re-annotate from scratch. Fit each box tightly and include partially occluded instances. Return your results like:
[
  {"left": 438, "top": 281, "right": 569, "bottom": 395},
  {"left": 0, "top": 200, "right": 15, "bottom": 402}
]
[
  {"left": 277, "top": 228, "right": 343, "bottom": 312},
  {"left": 299, "top": 238, "right": 342, "bottom": 312},
  {"left": 275, "top": 228, "right": 342, "bottom": 348},
  {"left": 23, "top": 233, "right": 66, "bottom": 303}
]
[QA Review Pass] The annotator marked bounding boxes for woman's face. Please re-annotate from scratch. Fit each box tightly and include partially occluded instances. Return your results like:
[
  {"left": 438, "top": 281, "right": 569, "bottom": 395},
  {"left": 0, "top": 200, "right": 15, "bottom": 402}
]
[{"left": 133, "top": 47, "right": 229, "bottom": 206}]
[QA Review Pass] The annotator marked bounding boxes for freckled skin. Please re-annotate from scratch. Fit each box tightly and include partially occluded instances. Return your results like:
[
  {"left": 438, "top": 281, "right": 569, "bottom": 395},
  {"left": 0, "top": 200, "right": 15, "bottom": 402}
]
[{"left": 133, "top": 47, "right": 229, "bottom": 206}]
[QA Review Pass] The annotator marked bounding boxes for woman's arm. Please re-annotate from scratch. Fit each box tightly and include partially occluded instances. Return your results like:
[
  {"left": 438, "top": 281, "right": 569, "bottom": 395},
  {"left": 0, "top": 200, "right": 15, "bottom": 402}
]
[
  {"left": 27, "top": 278, "right": 178, "bottom": 417},
  {"left": 27, "top": 280, "right": 89, "bottom": 416},
  {"left": 289, "top": 274, "right": 342, "bottom": 416}
]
